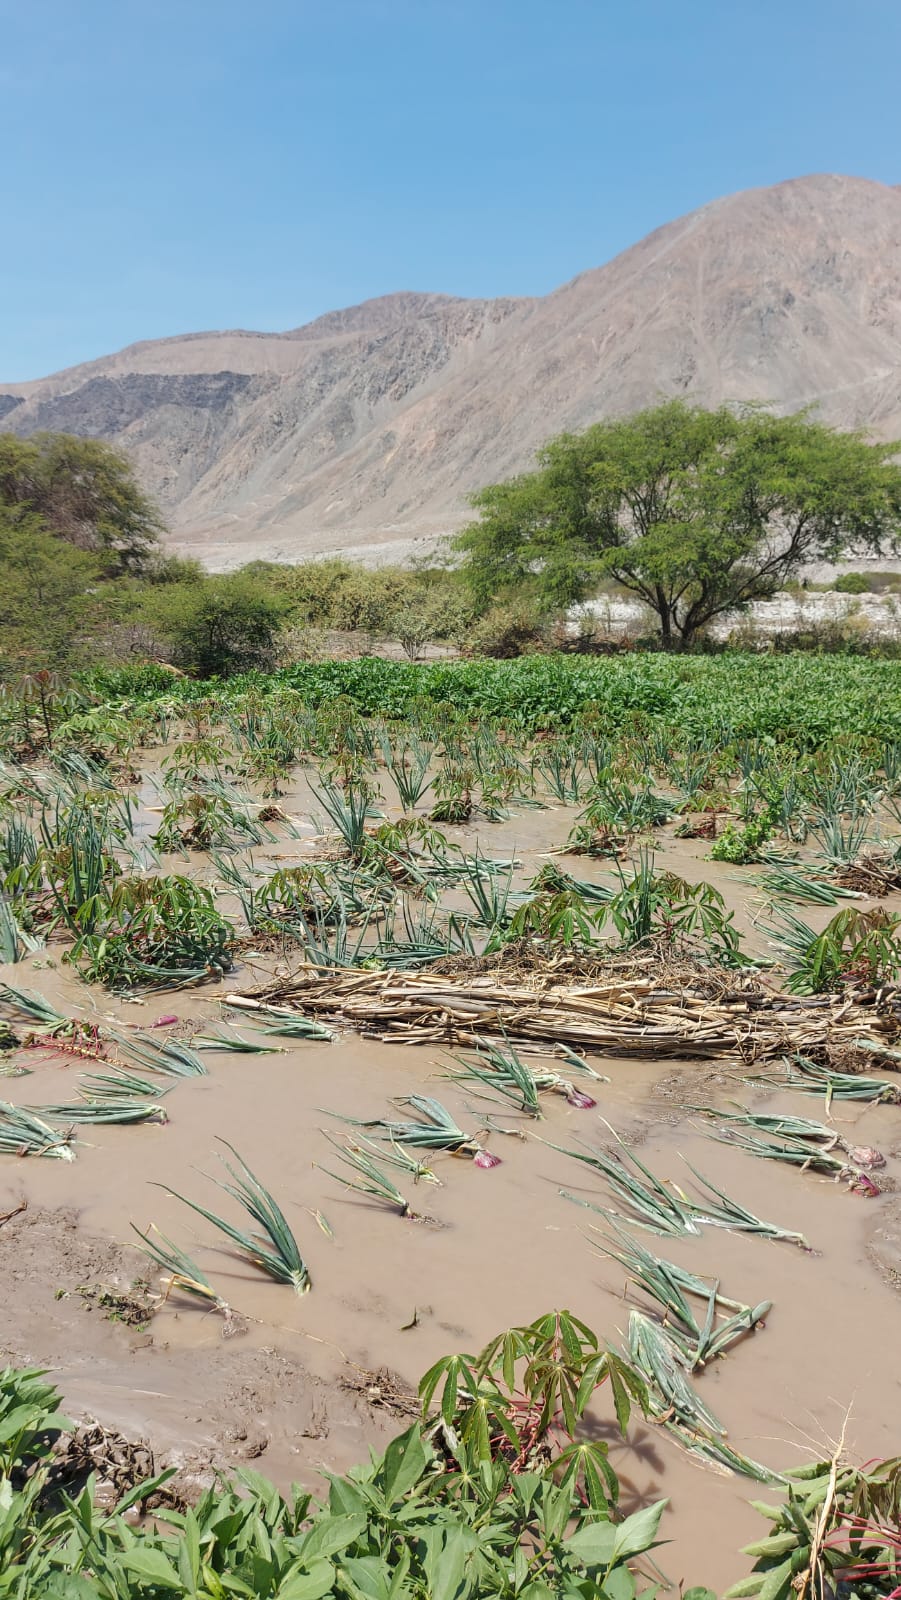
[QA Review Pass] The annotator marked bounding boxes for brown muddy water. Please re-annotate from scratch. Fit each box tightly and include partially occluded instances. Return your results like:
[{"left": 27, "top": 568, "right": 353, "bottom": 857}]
[{"left": 2, "top": 778, "right": 901, "bottom": 1591}]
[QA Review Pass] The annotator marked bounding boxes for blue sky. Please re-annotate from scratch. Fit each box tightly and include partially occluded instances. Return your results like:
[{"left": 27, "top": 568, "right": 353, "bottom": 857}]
[{"left": 2, "top": 0, "right": 899, "bottom": 378}]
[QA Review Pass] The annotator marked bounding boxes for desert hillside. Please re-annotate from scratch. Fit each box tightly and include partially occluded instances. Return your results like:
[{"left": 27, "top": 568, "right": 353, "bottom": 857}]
[{"left": 4, "top": 174, "right": 901, "bottom": 567}]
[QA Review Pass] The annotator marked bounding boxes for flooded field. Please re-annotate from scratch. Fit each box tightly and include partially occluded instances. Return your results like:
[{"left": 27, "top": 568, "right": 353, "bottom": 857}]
[{"left": 2, "top": 717, "right": 900, "bottom": 1591}]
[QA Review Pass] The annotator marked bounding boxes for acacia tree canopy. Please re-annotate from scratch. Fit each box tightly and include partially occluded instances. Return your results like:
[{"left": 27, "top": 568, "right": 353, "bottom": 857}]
[
  {"left": 0, "top": 431, "right": 163, "bottom": 572},
  {"left": 0, "top": 506, "right": 104, "bottom": 674},
  {"left": 456, "top": 402, "right": 901, "bottom": 645}
]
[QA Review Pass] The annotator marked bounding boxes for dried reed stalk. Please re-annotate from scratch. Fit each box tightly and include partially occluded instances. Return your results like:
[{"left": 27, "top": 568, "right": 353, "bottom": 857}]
[{"left": 226, "top": 970, "right": 901, "bottom": 1063}]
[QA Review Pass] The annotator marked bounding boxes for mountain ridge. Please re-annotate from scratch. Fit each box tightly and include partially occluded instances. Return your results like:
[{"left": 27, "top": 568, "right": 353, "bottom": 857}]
[{"left": 4, "top": 173, "right": 901, "bottom": 567}]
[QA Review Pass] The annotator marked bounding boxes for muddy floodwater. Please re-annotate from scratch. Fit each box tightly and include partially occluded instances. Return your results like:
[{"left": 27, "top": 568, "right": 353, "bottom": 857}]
[{"left": 2, "top": 770, "right": 900, "bottom": 1592}]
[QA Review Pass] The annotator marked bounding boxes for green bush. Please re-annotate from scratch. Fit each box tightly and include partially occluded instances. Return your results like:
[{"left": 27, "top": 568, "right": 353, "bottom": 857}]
[
  {"left": 460, "top": 600, "right": 546, "bottom": 657},
  {"left": 244, "top": 559, "right": 472, "bottom": 646},
  {"left": 833, "top": 571, "right": 871, "bottom": 594},
  {"left": 146, "top": 575, "right": 289, "bottom": 677},
  {"left": 0, "top": 508, "right": 104, "bottom": 676}
]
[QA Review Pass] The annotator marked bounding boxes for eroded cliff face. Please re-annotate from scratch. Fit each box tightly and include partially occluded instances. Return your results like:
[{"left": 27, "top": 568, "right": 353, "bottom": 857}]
[{"left": 6, "top": 174, "right": 901, "bottom": 565}]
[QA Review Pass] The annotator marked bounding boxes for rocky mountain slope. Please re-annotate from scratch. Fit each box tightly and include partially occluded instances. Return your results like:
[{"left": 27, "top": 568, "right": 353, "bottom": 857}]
[{"left": 4, "top": 174, "right": 901, "bottom": 567}]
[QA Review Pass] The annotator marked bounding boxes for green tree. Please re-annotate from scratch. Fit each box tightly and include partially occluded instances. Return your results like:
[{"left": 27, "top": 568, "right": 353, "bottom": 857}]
[
  {"left": 0, "top": 431, "right": 163, "bottom": 572},
  {"left": 147, "top": 574, "right": 288, "bottom": 677},
  {"left": 0, "top": 507, "right": 104, "bottom": 675},
  {"left": 457, "top": 402, "right": 901, "bottom": 647}
]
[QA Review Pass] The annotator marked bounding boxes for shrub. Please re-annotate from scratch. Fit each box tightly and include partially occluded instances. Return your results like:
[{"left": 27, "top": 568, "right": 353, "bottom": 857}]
[
  {"left": 0, "top": 508, "right": 105, "bottom": 678},
  {"left": 833, "top": 571, "right": 871, "bottom": 594},
  {"left": 460, "top": 600, "right": 547, "bottom": 658},
  {"left": 147, "top": 575, "right": 288, "bottom": 677},
  {"left": 390, "top": 601, "right": 434, "bottom": 660}
]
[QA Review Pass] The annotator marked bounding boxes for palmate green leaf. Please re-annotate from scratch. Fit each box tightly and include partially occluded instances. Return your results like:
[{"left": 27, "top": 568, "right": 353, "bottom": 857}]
[
  {"left": 559, "top": 1308, "right": 594, "bottom": 1364},
  {"left": 440, "top": 1362, "right": 460, "bottom": 1431},
  {"left": 417, "top": 1352, "right": 458, "bottom": 1416},
  {"left": 462, "top": 1396, "right": 491, "bottom": 1464},
  {"left": 605, "top": 1351, "right": 648, "bottom": 1435},
  {"left": 419, "top": 1349, "right": 516, "bottom": 1458},
  {"left": 500, "top": 1330, "right": 520, "bottom": 1392},
  {"left": 556, "top": 1438, "right": 621, "bottom": 1513},
  {"left": 558, "top": 1371, "right": 579, "bottom": 1438},
  {"left": 530, "top": 1308, "right": 598, "bottom": 1352},
  {"left": 476, "top": 1326, "right": 530, "bottom": 1385}
]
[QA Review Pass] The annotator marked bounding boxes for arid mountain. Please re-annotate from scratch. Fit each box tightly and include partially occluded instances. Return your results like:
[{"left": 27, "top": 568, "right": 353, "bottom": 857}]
[{"left": 4, "top": 174, "right": 901, "bottom": 568}]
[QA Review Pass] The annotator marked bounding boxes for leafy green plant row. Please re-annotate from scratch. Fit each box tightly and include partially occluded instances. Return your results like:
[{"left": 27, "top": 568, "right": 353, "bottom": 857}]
[
  {"left": 74, "top": 652, "right": 901, "bottom": 742},
  {"left": 0, "top": 1313, "right": 669, "bottom": 1600},
  {"left": 3, "top": 1318, "right": 897, "bottom": 1599}
]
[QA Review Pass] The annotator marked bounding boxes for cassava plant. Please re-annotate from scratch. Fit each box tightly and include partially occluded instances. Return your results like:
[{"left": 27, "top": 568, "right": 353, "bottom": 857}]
[{"left": 70, "top": 875, "right": 235, "bottom": 989}]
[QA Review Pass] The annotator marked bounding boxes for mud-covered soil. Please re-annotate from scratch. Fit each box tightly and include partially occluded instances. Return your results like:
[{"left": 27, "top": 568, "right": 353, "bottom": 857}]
[
  {"left": 2, "top": 771, "right": 901, "bottom": 1590},
  {"left": 867, "top": 1195, "right": 901, "bottom": 1291},
  {"left": 0, "top": 1203, "right": 396, "bottom": 1494}
]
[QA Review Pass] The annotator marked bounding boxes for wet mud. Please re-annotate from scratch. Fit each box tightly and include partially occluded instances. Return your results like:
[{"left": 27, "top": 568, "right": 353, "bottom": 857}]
[{"left": 1, "top": 770, "right": 900, "bottom": 1589}]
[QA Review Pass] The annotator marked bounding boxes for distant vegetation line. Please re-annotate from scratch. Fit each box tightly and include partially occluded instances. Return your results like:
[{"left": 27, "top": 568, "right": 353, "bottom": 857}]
[
  {"left": 79, "top": 654, "right": 901, "bottom": 744},
  {"left": 2, "top": 406, "right": 901, "bottom": 684}
]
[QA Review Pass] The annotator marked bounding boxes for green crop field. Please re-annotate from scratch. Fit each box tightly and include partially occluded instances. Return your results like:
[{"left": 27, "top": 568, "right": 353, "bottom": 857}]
[{"left": 78, "top": 651, "right": 901, "bottom": 743}]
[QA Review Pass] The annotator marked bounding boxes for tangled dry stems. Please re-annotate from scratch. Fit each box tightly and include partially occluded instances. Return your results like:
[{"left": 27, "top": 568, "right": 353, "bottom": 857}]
[{"left": 232, "top": 959, "right": 901, "bottom": 1064}]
